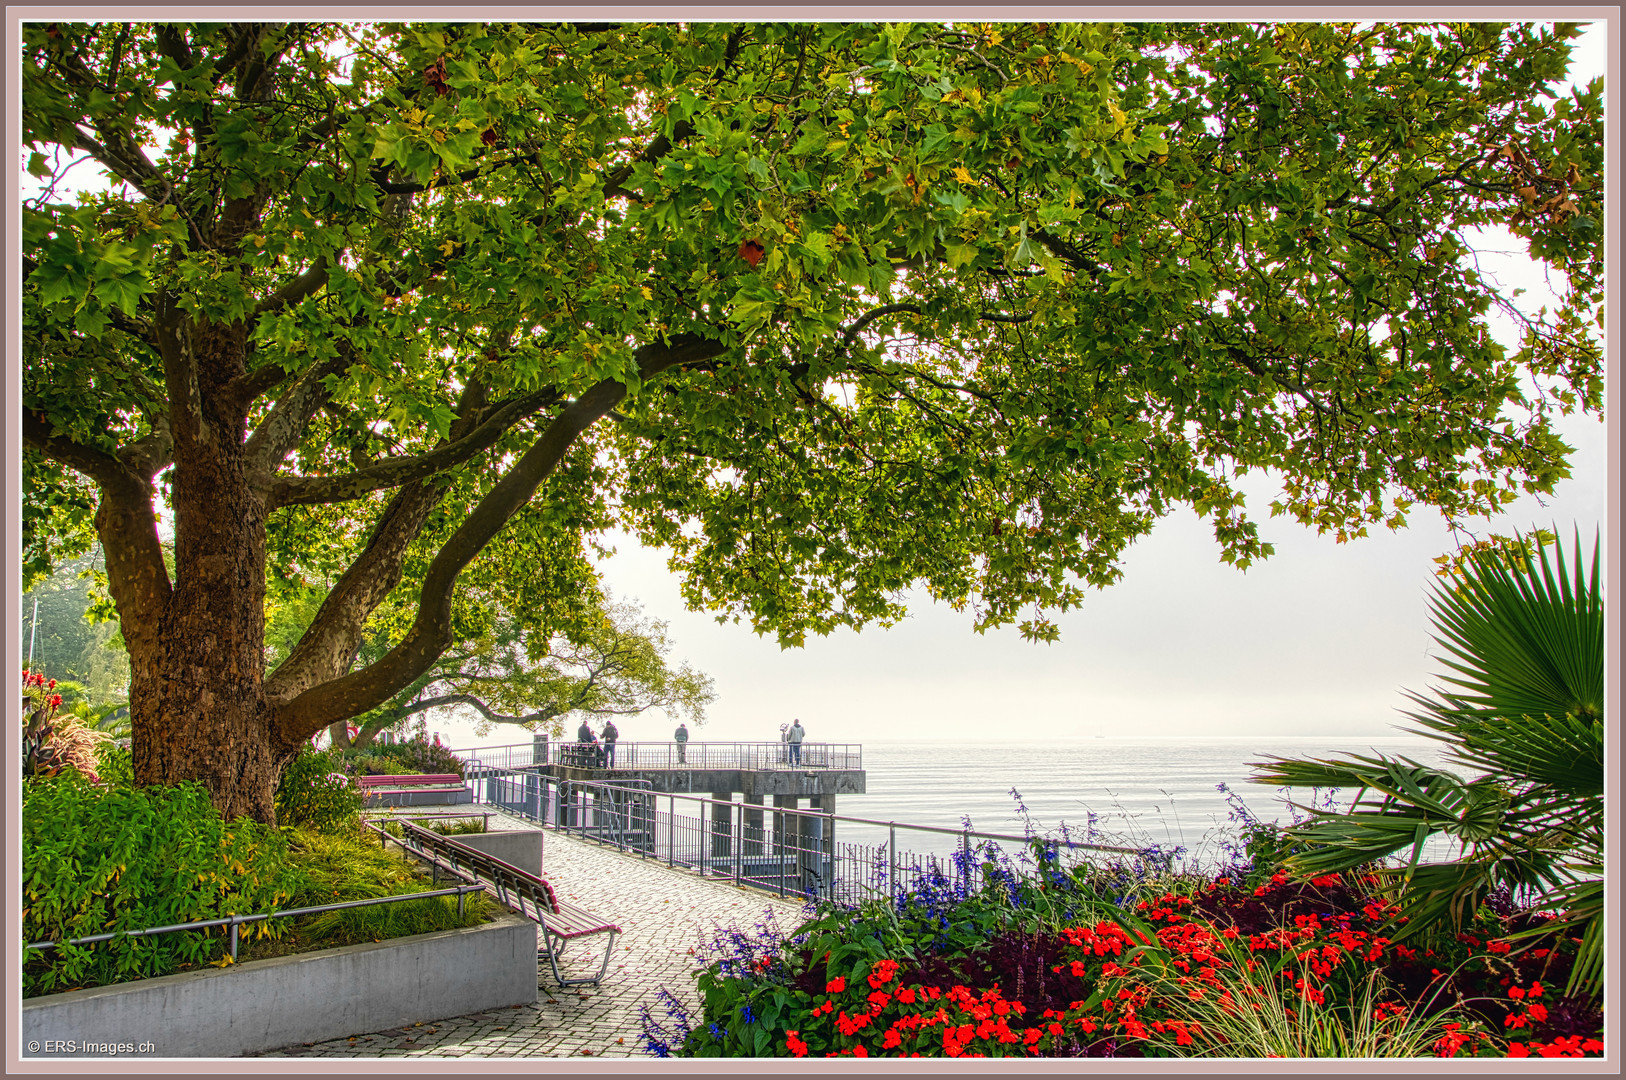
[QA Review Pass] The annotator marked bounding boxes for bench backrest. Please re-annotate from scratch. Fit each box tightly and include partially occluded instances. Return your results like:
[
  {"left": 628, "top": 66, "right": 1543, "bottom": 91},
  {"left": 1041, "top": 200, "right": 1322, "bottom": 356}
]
[
  {"left": 395, "top": 819, "right": 560, "bottom": 914},
  {"left": 357, "top": 772, "right": 463, "bottom": 786}
]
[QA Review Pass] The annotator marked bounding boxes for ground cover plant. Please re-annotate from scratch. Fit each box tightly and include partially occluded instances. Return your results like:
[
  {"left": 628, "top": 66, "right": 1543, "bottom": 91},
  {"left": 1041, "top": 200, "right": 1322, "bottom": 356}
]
[
  {"left": 22, "top": 732, "right": 489, "bottom": 997},
  {"left": 642, "top": 801, "right": 1603, "bottom": 1059}
]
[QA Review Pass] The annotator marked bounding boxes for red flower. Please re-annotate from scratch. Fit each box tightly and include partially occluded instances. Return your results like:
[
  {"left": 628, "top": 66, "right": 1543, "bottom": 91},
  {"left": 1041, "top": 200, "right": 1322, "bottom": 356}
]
[
  {"left": 868, "top": 959, "right": 899, "bottom": 988},
  {"left": 785, "top": 1031, "right": 808, "bottom": 1057},
  {"left": 826, "top": 976, "right": 845, "bottom": 994}
]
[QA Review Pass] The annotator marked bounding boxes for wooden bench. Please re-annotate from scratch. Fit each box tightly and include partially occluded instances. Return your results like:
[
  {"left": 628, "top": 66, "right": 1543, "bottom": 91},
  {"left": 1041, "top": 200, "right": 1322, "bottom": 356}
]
[
  {"left": 557, "top": 743, "right": 605, "bottom": 768},
  {"left": 356, "top": 772, "right": 465, "bottom": 794},
  {"left": 378, "top": 819, "right": 621, "bottom": 988}
]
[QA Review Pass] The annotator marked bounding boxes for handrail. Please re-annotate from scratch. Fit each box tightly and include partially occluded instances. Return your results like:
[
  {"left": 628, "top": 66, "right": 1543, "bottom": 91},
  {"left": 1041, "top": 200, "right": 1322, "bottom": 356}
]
[
  {"left": 570, "top": 779, "right": 1146, "bottom": 855},
  {"left": 467, "top": 766, "right": 1154, "bottom": 907},
  {"left": 451, "top": 740, "right": 863, "bottom": 773},
  {"left": 24, "top": 883, "right": 488, "bottom": 962}
]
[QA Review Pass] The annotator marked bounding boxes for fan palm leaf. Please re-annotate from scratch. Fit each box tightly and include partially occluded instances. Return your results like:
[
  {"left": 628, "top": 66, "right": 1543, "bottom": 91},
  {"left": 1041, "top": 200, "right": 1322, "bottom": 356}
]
[{"left": 1248, "top": 529, "right": 1603, "bottom": 999}]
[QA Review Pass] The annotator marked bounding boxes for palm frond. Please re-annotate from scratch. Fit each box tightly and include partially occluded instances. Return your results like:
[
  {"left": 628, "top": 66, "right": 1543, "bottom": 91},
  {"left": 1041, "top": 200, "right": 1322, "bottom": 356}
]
[{"left": 1247, "top": 528, "right": 1604, "bottom": 1000}]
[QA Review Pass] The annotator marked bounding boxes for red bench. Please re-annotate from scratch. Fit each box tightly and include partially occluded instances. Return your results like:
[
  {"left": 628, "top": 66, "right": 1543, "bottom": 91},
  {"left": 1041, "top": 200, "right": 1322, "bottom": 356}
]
[
  {"left": 385, "top": 819, "right": 621, "bottom": 988},
  {"left": 356, "top": 772, "right": 465, "bottom": 795}
]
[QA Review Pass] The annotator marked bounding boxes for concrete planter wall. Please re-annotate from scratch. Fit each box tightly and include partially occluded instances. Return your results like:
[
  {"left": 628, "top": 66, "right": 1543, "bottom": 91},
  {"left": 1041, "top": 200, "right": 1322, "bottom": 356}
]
[
  {"left": 454, "top": 829, "right": 545, "bottom": 877},
  {"left": 22, "top": 914, "right": 537, "bottom": 1059}
]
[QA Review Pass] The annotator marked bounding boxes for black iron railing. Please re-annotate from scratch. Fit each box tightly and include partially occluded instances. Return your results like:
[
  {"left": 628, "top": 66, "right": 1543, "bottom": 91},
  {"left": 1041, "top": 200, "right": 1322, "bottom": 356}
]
[
  {"left": 24, "top": 882, "right": 488, "bottom": 963},
  {"left": 460, "top": 765, "right": 1141, "bottom": 906},
  {"left": 453, "top": 740, "right": 861, "bottom": 773}
]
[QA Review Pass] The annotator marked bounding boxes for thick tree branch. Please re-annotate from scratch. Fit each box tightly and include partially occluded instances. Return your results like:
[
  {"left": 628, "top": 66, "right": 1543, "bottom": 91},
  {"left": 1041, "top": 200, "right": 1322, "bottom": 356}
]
[
  {"left": 254, "top": 257, "right": 331, "bottom": 317},
  {"left": 265, "top": 386, "right": 561, "bottom": 509},
  {"left": 270, "top": 333, "right": 729, "bottom": 740},
  {"left": 117, "top": 415, "right": 173, "bottom": 479},
  {"left": 24, "top": 411, "right": 172, "bottom": 657},
  {"left": 241, "top": 352, "right": 354, "bottom": 474},
  {"left": 261, "top": 376, "right": 501, "bottom": 706},
  {"left": 23, "top": 410, "right": 133, "bottom": 488},
  {"left": 152, "top": 292, "right": 206, "bottom": 449}
]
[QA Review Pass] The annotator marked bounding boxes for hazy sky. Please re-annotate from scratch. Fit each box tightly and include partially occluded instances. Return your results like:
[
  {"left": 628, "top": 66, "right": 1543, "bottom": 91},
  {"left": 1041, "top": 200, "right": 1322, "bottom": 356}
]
[{"left": 438, "top": 24, "right": 1611, "bottom": 750}]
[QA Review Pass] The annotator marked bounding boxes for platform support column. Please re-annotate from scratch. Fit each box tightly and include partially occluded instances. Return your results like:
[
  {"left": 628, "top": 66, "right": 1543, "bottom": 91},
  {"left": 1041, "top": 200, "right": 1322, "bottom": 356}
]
[
  {"left": 710, "top": 792, "right": 733, "bottom": 864},
  {"left": 773, "top": 795, "right": 800, "bottom": 896},
  {"left": 743, "top": 794, "right": 765, "bottom": 857}
]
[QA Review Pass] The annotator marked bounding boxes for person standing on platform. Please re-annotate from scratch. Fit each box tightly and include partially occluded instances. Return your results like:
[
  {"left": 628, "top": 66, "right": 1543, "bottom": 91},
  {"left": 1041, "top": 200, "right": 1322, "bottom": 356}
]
[
  {"left": 576, "top": 718, "right": 598, "bottom": 767},
  {"left": 601, "top": 719, "right": 619, "bottom": 768},
  {"left": 787, "top": 718, "right": 805, "bottom": 766},
  {"left": 674, "top": 722, "right": 689, "bottom": 764}
]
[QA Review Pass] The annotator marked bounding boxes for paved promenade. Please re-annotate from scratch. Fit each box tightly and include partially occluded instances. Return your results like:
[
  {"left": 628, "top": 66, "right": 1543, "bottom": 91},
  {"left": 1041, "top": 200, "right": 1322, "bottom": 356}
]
[{"left": 255, "top": 810, "right": 807, "bottom": 1059}]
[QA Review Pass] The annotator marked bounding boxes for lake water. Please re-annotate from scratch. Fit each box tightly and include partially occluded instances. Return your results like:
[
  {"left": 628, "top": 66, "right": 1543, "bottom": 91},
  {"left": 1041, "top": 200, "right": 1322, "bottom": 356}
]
[{"left": 830, "top": 735, "right": 1461, "bottom": 867}]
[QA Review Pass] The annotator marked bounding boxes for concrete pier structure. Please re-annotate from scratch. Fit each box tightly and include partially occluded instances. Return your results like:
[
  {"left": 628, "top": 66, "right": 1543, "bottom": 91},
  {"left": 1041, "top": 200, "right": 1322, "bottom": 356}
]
[{"left": 462, "top": 741, "right": 865, "bottom": 901}]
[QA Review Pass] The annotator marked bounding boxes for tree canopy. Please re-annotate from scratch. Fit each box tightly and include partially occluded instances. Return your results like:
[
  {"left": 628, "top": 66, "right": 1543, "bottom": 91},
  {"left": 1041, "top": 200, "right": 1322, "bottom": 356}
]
[{"left": 20, "top": 21, "right": 1604, "bottom": 820}]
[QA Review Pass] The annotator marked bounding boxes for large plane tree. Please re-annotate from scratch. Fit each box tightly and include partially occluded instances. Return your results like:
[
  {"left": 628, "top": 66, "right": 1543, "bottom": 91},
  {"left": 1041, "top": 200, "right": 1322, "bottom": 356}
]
[{"left": 21, "top": 21, "right": 1603, "bottom": 822}]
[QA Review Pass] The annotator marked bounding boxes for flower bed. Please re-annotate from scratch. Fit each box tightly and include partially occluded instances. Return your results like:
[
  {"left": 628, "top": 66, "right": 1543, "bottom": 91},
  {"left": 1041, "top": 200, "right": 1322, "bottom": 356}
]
[{"left": 644, "top": 839, "right": 1604, "bottom": 1060}]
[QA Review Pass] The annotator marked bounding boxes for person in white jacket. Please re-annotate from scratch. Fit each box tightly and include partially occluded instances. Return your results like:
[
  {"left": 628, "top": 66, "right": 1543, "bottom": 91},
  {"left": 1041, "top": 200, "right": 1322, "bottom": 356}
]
[{"left": 787, "top": 719, "right": 805, "bottom": 765}]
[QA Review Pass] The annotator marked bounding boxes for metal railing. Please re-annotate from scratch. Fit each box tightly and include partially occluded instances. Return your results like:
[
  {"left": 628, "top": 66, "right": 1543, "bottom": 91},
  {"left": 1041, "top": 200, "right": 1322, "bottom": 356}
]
[
  {"left": 450, "top": 740, "right": 862, "bottom": 773},
  {"left": 24, "top": 882, "right": 488, "bottom": 963},
  {"left": 462, "top": 765, "right": 1142, "bottom": 906}
]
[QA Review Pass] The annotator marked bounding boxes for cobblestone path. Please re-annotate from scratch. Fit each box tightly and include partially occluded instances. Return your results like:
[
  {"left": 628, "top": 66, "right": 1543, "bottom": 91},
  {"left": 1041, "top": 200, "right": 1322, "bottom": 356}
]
[{"left": 254, "top": 811, "right": 807, "bottom": 1059}]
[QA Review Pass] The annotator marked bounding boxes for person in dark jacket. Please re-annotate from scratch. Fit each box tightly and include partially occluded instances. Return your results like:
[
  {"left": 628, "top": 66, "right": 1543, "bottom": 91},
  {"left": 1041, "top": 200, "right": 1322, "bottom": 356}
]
[
  {"left": 576, "top": 719, "right": 598, "bottom": 766},
  {"left": 601, "top": 719, "right": 619, "bottom": 768},
  {"left": 674, "top": 722, "right": 690, "bottom": 764}
]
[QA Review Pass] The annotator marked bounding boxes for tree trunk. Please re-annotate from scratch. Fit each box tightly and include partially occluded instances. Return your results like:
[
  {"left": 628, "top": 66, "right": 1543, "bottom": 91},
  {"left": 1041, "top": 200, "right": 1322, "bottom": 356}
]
[{"left": 129, "top": 318, "right": 296, "bottom": 824}]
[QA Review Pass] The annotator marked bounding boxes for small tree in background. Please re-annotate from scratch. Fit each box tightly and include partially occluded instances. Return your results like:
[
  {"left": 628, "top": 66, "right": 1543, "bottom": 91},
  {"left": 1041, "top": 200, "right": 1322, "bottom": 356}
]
[{"left": 277, "top": 590, "right": 715, "bottom": 749}]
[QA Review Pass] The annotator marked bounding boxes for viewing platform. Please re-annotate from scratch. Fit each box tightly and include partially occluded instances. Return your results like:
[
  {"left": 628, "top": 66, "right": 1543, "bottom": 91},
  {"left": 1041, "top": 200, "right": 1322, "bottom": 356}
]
[
  {"left": 455, "top": 741, "right": 866, "bottom": 895},
  {"left": 461, "top": 740, "right": 866, "bottom": 802}
]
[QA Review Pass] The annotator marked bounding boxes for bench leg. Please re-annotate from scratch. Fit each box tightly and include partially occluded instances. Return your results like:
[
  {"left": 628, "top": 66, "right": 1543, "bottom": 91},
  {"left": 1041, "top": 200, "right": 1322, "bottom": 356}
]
[{"left": 542, "top": 929, "right": 617, "bottom": 988}]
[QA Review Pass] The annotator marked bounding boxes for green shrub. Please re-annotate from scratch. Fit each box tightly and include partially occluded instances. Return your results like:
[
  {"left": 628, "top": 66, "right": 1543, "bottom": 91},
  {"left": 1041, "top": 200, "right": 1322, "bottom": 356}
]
[
  {"left": 371, "top": 735, "right": 466, "bottom": 778},
  {"left": 22, "top": 773, "right": 307, "bottom": 996},
  {"left": 347, "top": 754, "right": 417, "bottom": 777},
  {"left": 275, "top": 746, "right": 364, "bottom": 832},
  {"left": 93, "top": 741, "right": 134, "bottom": 788}
]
